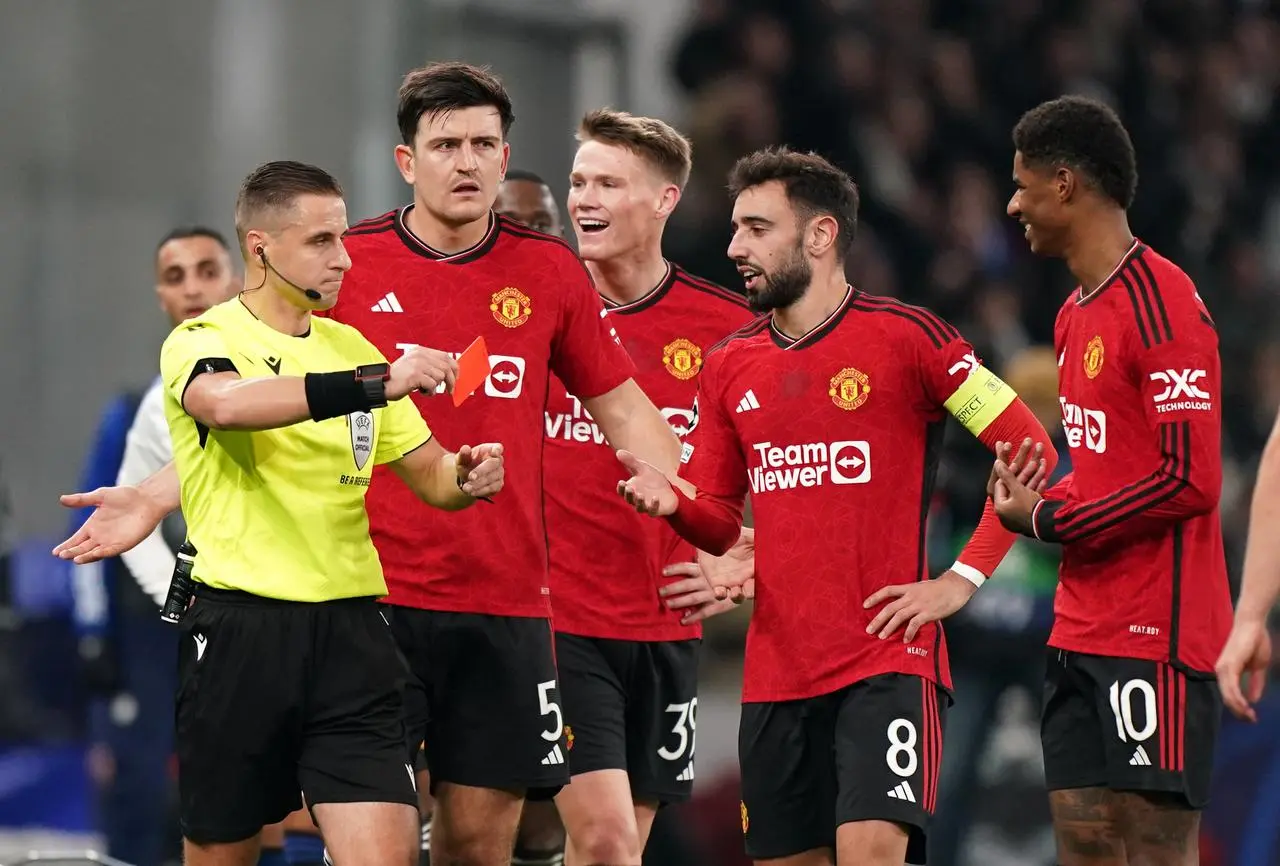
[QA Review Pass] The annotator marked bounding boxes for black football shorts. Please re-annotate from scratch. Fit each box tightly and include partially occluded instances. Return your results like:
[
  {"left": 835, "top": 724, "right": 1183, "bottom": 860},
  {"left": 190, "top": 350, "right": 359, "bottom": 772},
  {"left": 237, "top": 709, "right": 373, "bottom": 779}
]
[
  {"left": 176, "top": 587, "right": 417, "bottom": 844},
  {"left": 738, "top": 674, "right": 947, "bottom": 862},
  {"left": 388, "top": 607, "right": 569, "bottom": 799},
  {"left": 554, "top": 632, "right": 700, "bottom": 803},
  {"left": 1042, "top": 647, "right": 1221, "bottom": 808}
]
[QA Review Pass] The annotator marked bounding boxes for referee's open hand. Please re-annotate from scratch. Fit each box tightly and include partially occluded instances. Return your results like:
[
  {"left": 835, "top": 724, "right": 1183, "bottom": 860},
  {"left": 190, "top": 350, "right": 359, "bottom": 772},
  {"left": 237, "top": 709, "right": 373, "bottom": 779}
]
[
  {"left": 54, "top": 485, "right": 163, "bottom": 564},
  {"left": 456, "top": 443, "right": 504, "bottom": 499},
  {"left": 388, "top": 346, "right": 458, "bottom": 399}
]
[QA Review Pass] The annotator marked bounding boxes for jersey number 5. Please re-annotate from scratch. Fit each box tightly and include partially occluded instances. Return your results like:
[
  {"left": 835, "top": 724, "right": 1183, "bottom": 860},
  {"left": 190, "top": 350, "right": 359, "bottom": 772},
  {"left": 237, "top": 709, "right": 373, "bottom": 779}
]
[{"left": 537, "top": 680, "right": 564, "bottom": 742}]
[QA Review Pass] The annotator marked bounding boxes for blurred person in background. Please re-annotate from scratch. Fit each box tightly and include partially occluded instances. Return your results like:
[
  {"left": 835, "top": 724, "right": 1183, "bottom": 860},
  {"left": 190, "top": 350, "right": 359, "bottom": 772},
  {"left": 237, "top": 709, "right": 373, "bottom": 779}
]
[
  {"left": 495, "top": 170, "right": 564, "bottom": 237},
  {"left": 927, "top": 345, "right": 1067, "bottom": 866},
  {"left": 70, "top": 225, "right": 238, "bottom": 866}
]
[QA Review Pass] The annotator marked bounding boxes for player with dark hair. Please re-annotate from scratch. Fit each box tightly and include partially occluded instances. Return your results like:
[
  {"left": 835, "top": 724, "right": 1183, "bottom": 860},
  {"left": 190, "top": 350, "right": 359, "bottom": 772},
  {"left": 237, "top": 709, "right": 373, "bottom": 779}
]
[
  {"left": 334, "top": 64, "right": 685, "bottom": 866},
  {"left": 543, "top": 108, "right": 755, "bottom": 865},
  {"left": 617, "top": 146, "right": 1057, "bottom": 866},
  {"left": 55, "top": 159, "right": 507, "bottom": 866},
  {"left": 496, "top": 170, "right": 563, "bottom": 237},
  {"left": 989, "top": 95, "right": 1231, "bottom": 865}
]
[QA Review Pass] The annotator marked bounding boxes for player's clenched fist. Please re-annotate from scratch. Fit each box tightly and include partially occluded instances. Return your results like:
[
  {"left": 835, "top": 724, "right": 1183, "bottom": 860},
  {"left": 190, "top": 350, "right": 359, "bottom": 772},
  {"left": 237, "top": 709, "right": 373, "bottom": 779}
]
[
  {"left": 456, "top": 443, "right": 505, "bottom": 499},
  {"left": 388, "top": 346, "right": 458, "bottom": 399}
]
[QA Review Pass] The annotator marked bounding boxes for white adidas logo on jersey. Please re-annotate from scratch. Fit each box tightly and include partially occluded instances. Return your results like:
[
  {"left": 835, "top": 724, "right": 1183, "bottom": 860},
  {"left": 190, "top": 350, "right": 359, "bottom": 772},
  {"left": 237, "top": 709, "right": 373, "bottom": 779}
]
[
  {"left": 887, "top": 781, "right": 916, "bottom": 803},
  {"left": 371, "top": 292, "right": 403, "bottom": 313}
]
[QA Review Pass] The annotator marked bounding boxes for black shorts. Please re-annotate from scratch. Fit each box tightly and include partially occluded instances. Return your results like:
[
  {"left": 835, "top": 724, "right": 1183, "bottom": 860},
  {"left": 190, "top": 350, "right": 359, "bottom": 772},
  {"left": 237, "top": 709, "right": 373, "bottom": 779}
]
[
  {"left": 176, "top": 587, "right": 416, "bottom": 844},
  {"left": 388, "top": 607, "right": 569, "bottom": 798},
  {"left": 554, "top": 633, "right": 700, "bottom": 804},
  {"left": 1041, "top": 648, "right": 1221, "bottom": 809},
  {"left": 739, "top": 674, "right": 946, "bottom": 862}
]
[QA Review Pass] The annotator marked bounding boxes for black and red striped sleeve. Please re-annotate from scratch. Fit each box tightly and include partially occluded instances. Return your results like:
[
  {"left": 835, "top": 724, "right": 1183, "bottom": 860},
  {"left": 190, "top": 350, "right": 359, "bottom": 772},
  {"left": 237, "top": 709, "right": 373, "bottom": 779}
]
[{"left": 1033, "top": 262, "right": 1221, "bottom": 544}]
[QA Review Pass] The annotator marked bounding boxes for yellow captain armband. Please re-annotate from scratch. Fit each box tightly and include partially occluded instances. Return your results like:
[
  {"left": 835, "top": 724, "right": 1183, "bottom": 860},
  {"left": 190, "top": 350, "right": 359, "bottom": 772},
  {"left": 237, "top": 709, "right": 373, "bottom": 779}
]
[{"left": 942, "top": 365, "right": 1016, "bottom": 436}]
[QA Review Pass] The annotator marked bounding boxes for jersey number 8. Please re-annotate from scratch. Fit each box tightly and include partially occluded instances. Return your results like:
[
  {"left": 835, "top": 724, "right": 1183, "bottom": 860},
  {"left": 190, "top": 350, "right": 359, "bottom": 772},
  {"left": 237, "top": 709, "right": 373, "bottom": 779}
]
[{"left": 885, "top": 718, "right": 918, "bottom": 778}]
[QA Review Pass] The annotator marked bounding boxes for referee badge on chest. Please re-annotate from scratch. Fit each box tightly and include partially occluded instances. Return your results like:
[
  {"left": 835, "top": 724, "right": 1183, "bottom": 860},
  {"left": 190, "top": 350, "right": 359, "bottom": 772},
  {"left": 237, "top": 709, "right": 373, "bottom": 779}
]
[{"left": 348, "top": 411, "right": 374, "bottom": 471}]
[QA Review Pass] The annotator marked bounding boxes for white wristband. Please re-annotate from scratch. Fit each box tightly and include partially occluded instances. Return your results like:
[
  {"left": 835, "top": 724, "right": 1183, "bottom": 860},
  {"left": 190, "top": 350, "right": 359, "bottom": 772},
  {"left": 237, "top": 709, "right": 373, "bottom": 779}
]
[{"left": 950, "top": 561, "right": 987, "bottom": 589}]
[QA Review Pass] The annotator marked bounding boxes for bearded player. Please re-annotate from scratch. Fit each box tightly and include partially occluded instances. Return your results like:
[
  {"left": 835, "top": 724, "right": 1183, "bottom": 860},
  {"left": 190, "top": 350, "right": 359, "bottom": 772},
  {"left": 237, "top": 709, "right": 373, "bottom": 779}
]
[{"left": 618, "top": 147, "right": 1056, "bottom": 866}]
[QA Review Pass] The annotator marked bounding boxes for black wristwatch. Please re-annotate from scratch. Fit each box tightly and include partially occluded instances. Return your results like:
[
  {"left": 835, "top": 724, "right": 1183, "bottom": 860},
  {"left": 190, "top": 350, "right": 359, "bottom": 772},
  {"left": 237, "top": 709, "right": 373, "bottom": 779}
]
[{"left": 355, "top": 363, "right": 390, "bottom": 408}]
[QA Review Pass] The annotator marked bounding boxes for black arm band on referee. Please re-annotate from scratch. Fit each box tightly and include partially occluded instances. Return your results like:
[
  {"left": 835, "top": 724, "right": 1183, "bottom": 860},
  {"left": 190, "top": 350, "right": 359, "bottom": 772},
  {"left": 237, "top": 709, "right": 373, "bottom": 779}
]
[{"left": 305, "top": 364, "right": 389, "bottom": 421}]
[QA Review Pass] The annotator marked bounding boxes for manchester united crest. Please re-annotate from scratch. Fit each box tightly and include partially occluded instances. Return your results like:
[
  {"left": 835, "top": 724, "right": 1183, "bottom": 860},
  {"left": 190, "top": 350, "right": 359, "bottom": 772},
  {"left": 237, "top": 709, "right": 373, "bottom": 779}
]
[
  {"left": 490, "top": 287, "right": 532, "bottom": 328},
  {"left": 1083, "top": 335, "right": 1104, "bottom": 379},
  {"left": 662, "top": 338, "right": 703, "bottom": 380},
  {"left": 564, "top": 726, "right": 575, "bottom": 751},
  {"left": 740, "top": 801, "right": 749, "bottom": 834},
  {"left": 828, "top": 367, "right": 871, "bottom": 411}
]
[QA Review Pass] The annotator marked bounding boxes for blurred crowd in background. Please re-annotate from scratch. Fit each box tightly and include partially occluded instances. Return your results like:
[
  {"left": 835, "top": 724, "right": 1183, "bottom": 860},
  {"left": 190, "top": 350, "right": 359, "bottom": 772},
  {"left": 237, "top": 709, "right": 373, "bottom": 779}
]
[{"left": 2, "top": 1, "right": 1280, "bottom": 865}]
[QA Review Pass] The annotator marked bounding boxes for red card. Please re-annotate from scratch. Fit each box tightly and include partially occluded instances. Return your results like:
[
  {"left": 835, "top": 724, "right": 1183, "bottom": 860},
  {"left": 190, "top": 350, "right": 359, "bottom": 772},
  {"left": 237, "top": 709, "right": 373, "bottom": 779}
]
[{"left": 452, "top": 336, "right": 492, "bottom": 406}]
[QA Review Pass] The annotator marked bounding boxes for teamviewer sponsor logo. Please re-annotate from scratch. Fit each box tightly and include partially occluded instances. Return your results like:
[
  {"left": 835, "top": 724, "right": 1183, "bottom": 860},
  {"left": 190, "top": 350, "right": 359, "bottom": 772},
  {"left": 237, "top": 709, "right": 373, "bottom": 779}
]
[
  {"left": 546, "top": 400, "right": 694, "bottom": 444},
  {"left": 748, "top": 440, "right": 871, "bottom": 493},
  {"left": 1060, "top": 397, "right": 1107, "bottom": 454},
  {"left": 1149, "top": 369, "right": 1212, "bottom": 413},
  {"left": 396, "top": 343, "right": 526, "bottom": 400}
]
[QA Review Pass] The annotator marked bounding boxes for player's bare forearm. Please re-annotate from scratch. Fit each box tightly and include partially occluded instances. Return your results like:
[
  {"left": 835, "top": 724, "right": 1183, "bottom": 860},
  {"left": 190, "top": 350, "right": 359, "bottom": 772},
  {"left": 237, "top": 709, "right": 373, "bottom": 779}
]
[
  {"left": 184, "top": 372, "right": 313, "bottom": 431},
  {"left": 390, "top": 442, "right": 474, "bottom": 511},
  {"left": 1235, "top": 412, "right": 1280, "bottom": 623},
  {"left": 585, "top": 379, "right": 682, "bottom": 476}
]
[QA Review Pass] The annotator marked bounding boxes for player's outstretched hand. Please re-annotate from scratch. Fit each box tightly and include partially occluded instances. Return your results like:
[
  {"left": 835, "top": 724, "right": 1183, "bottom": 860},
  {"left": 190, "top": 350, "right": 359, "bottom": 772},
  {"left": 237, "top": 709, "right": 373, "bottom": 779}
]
[
  {"left": 388, "top": 346, "right": 458, "bottom": 399},
  {"left": 53, "top": 485, "right": 165, "bottom": 564},
  {"left": 863, "top": 570, "right": 978, "bottom": 643},
  {"left": 987, "top": 438, "right": 1050, "bottom": 498},
  {"left": 616, "top": 450, "right": 677, "bottom": 516},
  {"left": 1216, "top": 618, "right": 1273, "bottom": 723},
  {"left": 456, "top": 443, "right": 504, "bottom": 499},
  {"left": 659, "top": 562, "right": 749, "bottom": 625}
]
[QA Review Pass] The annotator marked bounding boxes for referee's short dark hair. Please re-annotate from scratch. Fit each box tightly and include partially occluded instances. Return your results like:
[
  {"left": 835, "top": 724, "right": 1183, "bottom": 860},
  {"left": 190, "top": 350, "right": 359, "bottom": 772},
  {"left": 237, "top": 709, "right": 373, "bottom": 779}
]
[
  {"left": 1013, "top": 95, "right": 1138, "bottom": 210},
  {"left": 234, "top": 161, "right": 344, "bottom": 257},
  {"left": 157, "top": 226, "right": 230, "bottom": 255}
]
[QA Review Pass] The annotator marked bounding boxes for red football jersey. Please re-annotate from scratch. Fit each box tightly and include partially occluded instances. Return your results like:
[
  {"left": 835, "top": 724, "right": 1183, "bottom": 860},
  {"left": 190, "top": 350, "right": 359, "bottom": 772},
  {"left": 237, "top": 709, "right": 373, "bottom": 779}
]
[
  {"left": 1034, "top": 241, "right": 1231, "bottom": 673},
  {"left": 332, "top": 208, "right": 636, "bottom": 617},
  {"left": 544, "top": 264, "right": 755, "bottom": 641},
  {"left": 678, "top": 288, "right": 985, "bottom": 702}
]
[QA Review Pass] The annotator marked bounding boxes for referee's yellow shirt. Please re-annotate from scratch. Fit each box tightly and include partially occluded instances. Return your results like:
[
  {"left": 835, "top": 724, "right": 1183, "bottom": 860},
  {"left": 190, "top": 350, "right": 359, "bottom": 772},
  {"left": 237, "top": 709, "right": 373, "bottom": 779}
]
[{"left": 159, "top": 298, "right": 431, "bottom": 602}]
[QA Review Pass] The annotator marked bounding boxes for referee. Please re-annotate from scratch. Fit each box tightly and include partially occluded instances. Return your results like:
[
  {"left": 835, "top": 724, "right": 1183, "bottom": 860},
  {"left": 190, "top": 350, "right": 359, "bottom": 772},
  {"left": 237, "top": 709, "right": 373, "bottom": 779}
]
[{"left": 62, "top": 161, "right": 505, "bottom": 866}]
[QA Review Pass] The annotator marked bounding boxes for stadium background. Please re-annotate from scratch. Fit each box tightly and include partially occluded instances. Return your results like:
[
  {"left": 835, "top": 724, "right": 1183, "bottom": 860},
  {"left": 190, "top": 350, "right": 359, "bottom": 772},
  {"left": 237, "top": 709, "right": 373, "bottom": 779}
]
[{"left": 1, "top": 0, "right": 1278, "bottom": 863}]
